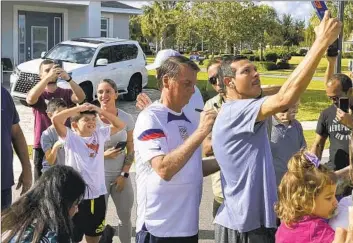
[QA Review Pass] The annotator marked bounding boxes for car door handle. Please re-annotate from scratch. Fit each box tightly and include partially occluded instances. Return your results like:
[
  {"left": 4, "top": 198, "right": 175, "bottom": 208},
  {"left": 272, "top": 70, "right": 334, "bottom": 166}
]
[
  {"left": 110, "top": 68, "right": 117, "bottom": 70},
  {"left": 128, "top": 65, "right": 132, "bottom": 67}
]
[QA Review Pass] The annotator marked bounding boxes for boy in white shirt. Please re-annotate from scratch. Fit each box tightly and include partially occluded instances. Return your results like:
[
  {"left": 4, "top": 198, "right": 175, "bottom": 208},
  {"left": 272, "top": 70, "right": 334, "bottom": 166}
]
[{"left": 52, "top": 102, "right": 125, "bottom": 243}]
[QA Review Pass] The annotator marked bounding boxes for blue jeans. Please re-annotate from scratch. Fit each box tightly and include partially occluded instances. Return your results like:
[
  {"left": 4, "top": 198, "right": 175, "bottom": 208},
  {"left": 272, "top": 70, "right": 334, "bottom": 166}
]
[{"left": 1, "top": 188, "right": 12, "bottom": 210}]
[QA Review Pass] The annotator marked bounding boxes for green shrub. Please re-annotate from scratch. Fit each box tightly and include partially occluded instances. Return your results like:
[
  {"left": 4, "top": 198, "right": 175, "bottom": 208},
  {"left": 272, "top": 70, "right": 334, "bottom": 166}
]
[
  {"left": 241, "top": 49, "right": 253, "bottom": 55},
  {"left": 256, "top": 61, "right": 278, "bottom": 71},
  {"left": 299, "top": 49, "right": 308, "bottom": 56},
  {"left": 276, "top": 60, "right": 290, "bottom": 69},
  {"left": 342, "top": 52, "right": 353, "bottom": 59},
  {"left": 264, "top": 52, "right": 278, "bottom": 62}
]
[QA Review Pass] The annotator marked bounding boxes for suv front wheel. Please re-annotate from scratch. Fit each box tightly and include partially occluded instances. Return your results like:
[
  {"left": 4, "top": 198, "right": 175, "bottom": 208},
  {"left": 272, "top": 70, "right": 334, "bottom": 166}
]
[{"left": 124, "top": 74, "right": 142, "bottom": 101}]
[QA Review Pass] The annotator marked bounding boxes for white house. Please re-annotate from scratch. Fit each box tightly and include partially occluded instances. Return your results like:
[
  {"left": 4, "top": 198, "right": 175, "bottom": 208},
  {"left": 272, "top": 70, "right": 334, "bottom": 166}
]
[{"left": 1, "top": 1, "right": 142, "bottom": 66}]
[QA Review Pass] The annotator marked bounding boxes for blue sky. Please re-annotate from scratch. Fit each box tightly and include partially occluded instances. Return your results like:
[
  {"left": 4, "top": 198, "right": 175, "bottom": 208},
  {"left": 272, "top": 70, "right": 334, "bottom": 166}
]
[{"left": 120, "top": 1, "right": 314, "bottom": 22}]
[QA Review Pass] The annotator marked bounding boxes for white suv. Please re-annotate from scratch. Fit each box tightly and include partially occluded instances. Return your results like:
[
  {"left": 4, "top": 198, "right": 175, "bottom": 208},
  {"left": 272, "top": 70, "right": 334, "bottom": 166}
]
[{"left": 10, "top": 37, "right": 148, "bottom": 103}]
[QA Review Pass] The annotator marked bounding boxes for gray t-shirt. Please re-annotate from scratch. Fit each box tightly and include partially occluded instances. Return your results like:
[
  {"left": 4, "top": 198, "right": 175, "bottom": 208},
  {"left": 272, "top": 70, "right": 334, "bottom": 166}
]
[
  {"left": 40, "top": 126, "right": 65, "bottom": 171},
  {"left": 212, "top": 97, "right": 277, "bottom": 232},
  {"left": 270, "top": 116, "right": 306, "bottom": 186},
  {"left": 99, "top": 109, "right": 135, "bottom": 176}
]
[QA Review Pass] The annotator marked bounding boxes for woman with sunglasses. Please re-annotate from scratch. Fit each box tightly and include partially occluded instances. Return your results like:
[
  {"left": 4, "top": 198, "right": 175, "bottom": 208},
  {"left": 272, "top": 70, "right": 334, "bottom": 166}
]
[{"left": 1, "top": 165, "right": 86, "bottom": 243}]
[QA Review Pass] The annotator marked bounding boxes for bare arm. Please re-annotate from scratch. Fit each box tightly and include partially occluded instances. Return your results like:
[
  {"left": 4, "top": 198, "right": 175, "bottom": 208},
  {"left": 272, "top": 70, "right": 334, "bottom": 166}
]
[
  {"left": 257, "top": 13, "right": 341, "bottom": 121},
  {"left": 335, "top": 165, "right": 350, "bottom": 179},
  {"left": 324, "top": 56, "right": 337, "bottom": 86},
  {"left": 44, "top": 141, "right": 62, "bottom": 165},
  {"left": 311, "top": 134, "right": 328, "bottom": 160},
  {"left": 151, "top": 129, "right": 208, "bottom": 181},
  {"left": 52, "top": 105, "right": 84, "bottom": 138},
  {"left": 11, "top": 124, "right": 32, "bottom": 194},
  {"left": 98, "top": 109, "right": 125, "bottom": 135},
  {"left": 68, "top": 80, "right": 86, "bottom": 103},
  {"left": 59, "top": 71, "right": 85, "bottom": 103},
  {"left": 151, "top": 110, "right": 216, "bottom": 181},
  {"left": 122, "top": 130, "right": 134, "bottom": 173}
]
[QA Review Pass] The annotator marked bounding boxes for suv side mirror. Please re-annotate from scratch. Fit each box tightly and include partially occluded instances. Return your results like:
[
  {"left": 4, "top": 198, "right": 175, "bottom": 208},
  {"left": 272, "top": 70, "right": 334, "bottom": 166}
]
[
  {"left": 96, "top": 58, "right": 108, "bottom": 66},
  {"left": 40, "top": 52, "right": 46, "bottom": 58}
]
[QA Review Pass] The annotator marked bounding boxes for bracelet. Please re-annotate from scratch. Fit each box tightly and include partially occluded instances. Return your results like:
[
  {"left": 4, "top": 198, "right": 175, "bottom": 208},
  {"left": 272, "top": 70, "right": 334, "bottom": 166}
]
[{"left": 66, "top": 76, "right": 72, "bottom": 82}]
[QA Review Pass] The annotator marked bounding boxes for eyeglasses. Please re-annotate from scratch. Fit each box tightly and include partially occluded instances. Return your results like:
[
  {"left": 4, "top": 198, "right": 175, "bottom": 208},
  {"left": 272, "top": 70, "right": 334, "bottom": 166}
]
[{"left": 208, "top": 77, "right": 217, "bottom": 85}]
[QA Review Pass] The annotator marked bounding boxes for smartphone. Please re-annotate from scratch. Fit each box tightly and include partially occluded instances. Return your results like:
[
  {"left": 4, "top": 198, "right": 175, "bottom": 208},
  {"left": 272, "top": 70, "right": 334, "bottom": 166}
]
[
  {"left": 115, "top": 141, "right": 127, "bottom": 150},
  {"left": 311, "top": 1, "right": 328, "bottom": 20},
  {"left": 339, "top": 97, "right": 349, "bottom": 113},
  {"left": 54, "top": 59, "right": 63, "bottom": 68},
  {"left": 311, "top": 1, "right": 339, "bottom": 57}
]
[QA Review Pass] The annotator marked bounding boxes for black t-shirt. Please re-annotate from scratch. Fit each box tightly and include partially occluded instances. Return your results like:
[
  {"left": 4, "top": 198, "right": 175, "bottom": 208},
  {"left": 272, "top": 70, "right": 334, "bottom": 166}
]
[{"left": 316, "top": 105, "right": 351, "bottom": 170}]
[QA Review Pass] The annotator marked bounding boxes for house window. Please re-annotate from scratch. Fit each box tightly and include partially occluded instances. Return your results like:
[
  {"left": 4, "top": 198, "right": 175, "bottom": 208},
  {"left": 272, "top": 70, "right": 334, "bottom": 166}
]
[
  {"left": 101, "top": 18, "right": 109, "bottom": 37},
  {"left": 18, "top": 14, "right": 26, "bottom": 63}
]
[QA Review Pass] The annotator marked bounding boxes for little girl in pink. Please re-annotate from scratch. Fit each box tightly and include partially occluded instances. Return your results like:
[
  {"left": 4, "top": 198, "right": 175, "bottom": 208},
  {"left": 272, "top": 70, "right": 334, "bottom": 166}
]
[{"left": 275, "top": 150, "right": 338, "bottom": 243}]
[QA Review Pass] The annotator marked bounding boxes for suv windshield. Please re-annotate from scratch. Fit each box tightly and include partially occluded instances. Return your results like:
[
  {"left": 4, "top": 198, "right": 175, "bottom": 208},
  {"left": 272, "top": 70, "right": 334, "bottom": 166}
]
[{"left": 45, "top": 44, "right": 96, "bottom": 64}]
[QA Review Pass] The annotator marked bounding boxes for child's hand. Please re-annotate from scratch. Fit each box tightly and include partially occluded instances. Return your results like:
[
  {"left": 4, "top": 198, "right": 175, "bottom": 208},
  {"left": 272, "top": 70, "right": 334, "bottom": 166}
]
[{"left": 53, "top": 140, "right": 64, "bottom": 149}]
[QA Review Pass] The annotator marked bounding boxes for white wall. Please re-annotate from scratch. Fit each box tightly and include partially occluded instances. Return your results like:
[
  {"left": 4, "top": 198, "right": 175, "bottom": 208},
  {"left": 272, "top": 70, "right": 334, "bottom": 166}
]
[
  {"left": 113, "top": 14, "right": 130, "bottom": 39},
  {"left": 1, "top": 1, "right": 14, "bottom": 59},
  {"left": 68, "top": 6, "right": 88, "bottom": 38}
]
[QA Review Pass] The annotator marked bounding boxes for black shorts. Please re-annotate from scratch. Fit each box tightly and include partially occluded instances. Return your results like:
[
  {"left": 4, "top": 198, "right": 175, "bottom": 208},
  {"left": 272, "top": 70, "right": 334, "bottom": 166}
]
[
  {"left": 72, "top": 194, "right": 106, "bottom": 241},
  {"left": 136, "top": 224, "right": 198, "bottom": 243}
]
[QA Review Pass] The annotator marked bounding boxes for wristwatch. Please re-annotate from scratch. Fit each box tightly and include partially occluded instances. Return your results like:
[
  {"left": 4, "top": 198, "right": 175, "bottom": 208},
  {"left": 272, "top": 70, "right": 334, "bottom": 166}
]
[
  {"left": 65, "top": 76, "right": 72, "bottom": 82},
  {"left": 121, "top": 172, "right": 129, "bottom": 178}
]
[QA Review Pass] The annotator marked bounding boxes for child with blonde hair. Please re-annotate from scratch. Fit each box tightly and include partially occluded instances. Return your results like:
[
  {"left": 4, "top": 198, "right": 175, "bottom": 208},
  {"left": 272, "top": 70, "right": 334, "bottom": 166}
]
[{"left": 275, "top": 150, "right": 338, "bottom": 243}]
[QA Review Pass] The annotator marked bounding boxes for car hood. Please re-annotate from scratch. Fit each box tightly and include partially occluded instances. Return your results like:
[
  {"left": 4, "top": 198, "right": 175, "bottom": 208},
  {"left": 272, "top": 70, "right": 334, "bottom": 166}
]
[{"left": 17, "top": 59, "right": 86, "bottom": 74}]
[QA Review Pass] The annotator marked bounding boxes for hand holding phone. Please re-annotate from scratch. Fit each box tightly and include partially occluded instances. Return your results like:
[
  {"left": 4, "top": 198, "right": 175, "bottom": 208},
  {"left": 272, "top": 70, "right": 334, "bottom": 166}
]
[
  {"left": 115, "top": 141, "right": 127, "bottom": 150},
  {"left": 339, "top": 97, "right": 349, "bottom": 113},
  {"left": 311, "top": 1, "right": 339, "bottom": 57}
]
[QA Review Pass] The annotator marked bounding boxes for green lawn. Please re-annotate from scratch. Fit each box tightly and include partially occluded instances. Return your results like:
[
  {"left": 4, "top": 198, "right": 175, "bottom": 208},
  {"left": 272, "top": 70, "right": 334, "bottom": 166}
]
[{"left": 304, "top": 130, "right": 330, "bottom": 149}]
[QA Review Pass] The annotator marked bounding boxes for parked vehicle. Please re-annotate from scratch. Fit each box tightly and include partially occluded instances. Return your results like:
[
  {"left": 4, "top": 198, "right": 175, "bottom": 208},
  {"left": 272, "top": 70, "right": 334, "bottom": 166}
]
[{"left": 10, "top": 37, "right": 148, "bottom": 103}]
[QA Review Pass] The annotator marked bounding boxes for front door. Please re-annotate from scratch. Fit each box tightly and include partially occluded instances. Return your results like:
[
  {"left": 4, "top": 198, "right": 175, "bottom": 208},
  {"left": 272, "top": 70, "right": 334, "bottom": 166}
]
[{"left": 18, "top": 11, "right": 62, "bottom": 63}]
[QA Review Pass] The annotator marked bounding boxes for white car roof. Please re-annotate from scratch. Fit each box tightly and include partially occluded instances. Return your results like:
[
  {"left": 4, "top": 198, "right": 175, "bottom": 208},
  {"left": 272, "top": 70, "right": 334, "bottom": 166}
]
[{"left": 60, "top": 37, "right": 136, "bottom": 48}]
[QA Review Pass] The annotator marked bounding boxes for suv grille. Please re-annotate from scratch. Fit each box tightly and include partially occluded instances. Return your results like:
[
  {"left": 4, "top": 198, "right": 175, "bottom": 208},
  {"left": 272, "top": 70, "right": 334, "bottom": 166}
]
[{"left": 14, "top": 72, "right": 40, "bottom": 94}]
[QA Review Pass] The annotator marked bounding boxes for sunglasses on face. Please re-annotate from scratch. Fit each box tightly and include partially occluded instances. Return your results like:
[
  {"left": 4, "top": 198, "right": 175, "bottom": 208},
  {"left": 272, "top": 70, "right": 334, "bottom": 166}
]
[{"left": 208, "top": 77, "right": 217, "bottom": 85}]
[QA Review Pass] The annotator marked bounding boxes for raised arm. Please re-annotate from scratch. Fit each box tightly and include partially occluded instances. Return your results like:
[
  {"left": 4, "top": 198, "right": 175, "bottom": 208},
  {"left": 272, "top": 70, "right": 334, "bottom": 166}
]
[
  {"left": 96, "top": 108, "right": 125, "bottom": 135},
  {"left": 59, "top": 70, "right": 85, "bottom": 103},
  {"left": 257, "top": 11, "right": 342, "bottom": 121},
  {"left": 26, "top": 66, "right": 61, "bottom": 105},
  {"left": 324, "top": 56, "right": 337, "bottom": 86},
  {"left": 151, "top": 110, "right": 216, "bottom": 181},
  {"left": 52, "top": 104, "right": 89, "bottom": 138},
  {"left": 311, "top": 134, "right": 328, "bottom": 160}
]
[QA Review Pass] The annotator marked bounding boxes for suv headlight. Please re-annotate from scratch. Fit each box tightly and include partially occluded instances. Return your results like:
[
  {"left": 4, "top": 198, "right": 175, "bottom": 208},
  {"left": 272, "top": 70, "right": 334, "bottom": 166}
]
[
  {"left": 10, "top": 66, "right": 21, "bottom": 84},
  {"left": 13, "top": 66, "right": 21, "bottom": 77}
]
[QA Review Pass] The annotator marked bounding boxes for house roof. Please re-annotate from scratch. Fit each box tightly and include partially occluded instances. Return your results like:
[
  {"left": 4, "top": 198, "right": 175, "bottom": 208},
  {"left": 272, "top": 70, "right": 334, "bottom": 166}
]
[
  {"left": 101, "top": 1, "right": 139, "bottom": 10},
  {"left": 101, "top": 1, "right": 142, "bottom": 15}
]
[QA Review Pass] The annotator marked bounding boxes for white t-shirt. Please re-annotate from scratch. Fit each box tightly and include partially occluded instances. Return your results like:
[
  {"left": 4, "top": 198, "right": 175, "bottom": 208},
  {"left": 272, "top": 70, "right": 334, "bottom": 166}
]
[
  {"left": 182, "top": 86, "right": 204, "bottom": 125},
  {"left": 63, "top": 127, "right": 110, "bottom": 199},
  {"left": 329, "top": 196, "right": 352, "bottom": 230},
  {"left": 134, "top": 102, "right": 203, "bottom": 237}
]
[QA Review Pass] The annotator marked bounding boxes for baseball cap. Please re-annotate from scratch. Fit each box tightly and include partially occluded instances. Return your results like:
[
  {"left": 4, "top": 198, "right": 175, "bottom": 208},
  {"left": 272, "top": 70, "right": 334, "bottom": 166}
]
[{"left": 146, "top": 49, "right": 181, "bottom": 70}]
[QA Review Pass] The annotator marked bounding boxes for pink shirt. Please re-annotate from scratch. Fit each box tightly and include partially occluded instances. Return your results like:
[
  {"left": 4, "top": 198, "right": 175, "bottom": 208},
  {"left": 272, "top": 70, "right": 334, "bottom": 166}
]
[
  {"left": 31, "top": 87, "right": 73, "bottom": 148},
  {"left": 276, "top": 216, "right": 335, "bottom": 243}
]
